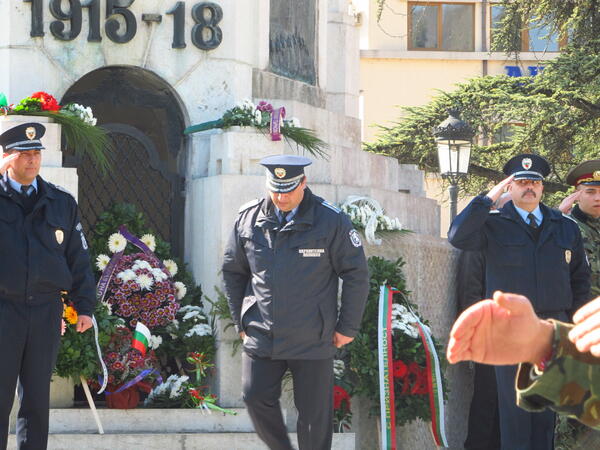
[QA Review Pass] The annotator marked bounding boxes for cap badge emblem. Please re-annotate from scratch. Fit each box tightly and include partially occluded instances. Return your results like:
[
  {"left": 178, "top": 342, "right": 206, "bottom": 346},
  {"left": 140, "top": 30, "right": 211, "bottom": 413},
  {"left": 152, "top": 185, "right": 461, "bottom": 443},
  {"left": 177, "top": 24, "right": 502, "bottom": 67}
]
[
  {"left": 521, "top": 158, "right": 532, "bottom": 170},
  {"left": 274, "top": 168, "right": 286, "bottom": 179},
  {"left": 55, "top": 229, "right": 64, "bottom": 245},
  {"left": 25, "top": 127, "right": 36, "bottom": 140},
  {"left": 594, "top": 171, "right": 600, "bottom": 181}
]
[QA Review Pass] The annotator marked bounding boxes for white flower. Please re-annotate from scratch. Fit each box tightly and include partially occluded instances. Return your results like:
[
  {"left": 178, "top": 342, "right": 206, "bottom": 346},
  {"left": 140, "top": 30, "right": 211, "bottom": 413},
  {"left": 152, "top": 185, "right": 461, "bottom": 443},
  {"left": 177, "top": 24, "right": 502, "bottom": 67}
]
[
  {"left": 174, "top": 281, "right": 187, "bottom": 300},
  {"left": 289, "top": 117, "right": 301, "bottom": 128},
  {"left": 163, "top": 259, "right": 178, "bottom": 277},
  {"left": 333, "top": 360, "right": 345, "bottom": 378},
  {"left": 108, "top": 233, "right": 127, "bottom": 253},
  {"left": 151, "top": 268, "right": 168, "bottom": 282},
  {"left": 182, "top": 310, "right": 204, "bottom": 322},
  {"left": 96, "top": 254, "right": 110, "bottom": 271},
  {"left": 185, "top": 323, "right": 212, "bottom": 337},
  {"left": 102, "top": 301, "right": 113, "bottom": 315},
  {"left": 169, "top": 375, "right": 189, "bottom": 399},
  {"left": 179, "top": 305, "right": 202, "bottom": 313},
  {"left": 148, "top": 335, "right": 162, "bottom": 350},
  {"left": 117, "top": 269, "right": 137, "bottom": 283},
  {"left": 141, "top": 234, "right": 156, "bottom": 252},
  {"left": 136, "top": 274, "right": 154, "bottom": 290},
  {"left": 132, "top": 260, "right": 152, "bottom": 271},
  {"left": 254, "top": 109, "right": 262, "bottom": 125}
]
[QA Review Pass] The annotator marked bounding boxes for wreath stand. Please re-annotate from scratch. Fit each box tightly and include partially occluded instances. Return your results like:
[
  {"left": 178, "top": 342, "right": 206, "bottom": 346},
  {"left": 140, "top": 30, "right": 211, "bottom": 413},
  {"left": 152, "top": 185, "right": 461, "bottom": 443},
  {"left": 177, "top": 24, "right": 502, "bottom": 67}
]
[{"left": 80, "top": 375, "right": 104, "bottom": 434}]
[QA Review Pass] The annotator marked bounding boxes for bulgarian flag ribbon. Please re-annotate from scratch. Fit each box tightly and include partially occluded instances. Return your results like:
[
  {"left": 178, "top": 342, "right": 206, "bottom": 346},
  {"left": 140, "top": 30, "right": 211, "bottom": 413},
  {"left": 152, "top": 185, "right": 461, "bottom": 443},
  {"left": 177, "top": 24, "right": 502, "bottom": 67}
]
[
  {"left": 379, "top": 285, "right": 448, "bottom": 448},
  {"left": 378, "top": 285, "right": 397, "bottom": 450},
  {"left": 132, "top": 322, "right": 151, "bottom": 356}
]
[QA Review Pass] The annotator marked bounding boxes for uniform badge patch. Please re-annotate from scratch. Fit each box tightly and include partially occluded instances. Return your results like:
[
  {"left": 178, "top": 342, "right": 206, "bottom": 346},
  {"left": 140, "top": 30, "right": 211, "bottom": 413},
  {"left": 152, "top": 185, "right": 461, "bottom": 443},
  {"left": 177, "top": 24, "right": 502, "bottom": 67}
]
[
  {"left": 522, "top": 158, "right": 532, "bottom": 170},
  {"left": 349, "top": 229, "right": 362, "bottom": 247},
  {"left": 594, "top": 171, "right": 600, "bottom": 181},
  {"left": 76, "top": 222, "right": 88, "bottom": 250},
  {"left": 565, "top": 249, "right": 572, "bottom": 264},
  {"left": 55, "top": 229, "right": 64, "bottom": 244}
]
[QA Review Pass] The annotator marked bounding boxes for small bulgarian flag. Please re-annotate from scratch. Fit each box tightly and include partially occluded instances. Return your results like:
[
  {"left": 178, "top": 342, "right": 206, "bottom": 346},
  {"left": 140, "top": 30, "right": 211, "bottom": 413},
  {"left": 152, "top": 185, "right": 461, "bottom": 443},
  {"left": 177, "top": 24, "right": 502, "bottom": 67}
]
[{"left": 132, "top": 322, "right": 151, "bottom": 356}]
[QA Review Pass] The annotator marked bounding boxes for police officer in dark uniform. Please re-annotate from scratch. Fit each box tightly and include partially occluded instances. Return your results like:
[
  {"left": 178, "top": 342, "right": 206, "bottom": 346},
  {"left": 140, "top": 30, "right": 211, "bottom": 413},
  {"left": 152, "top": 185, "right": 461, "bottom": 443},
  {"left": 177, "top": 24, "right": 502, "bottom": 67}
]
[
  {"left": 448, "top": 154, "right": 590, "bottom": 450},
  {"left": 0, "top": 123, "right": 96, "bottom": 449},
  {"left": 222, "top": 155, "right": 369, "bottom": 450}
]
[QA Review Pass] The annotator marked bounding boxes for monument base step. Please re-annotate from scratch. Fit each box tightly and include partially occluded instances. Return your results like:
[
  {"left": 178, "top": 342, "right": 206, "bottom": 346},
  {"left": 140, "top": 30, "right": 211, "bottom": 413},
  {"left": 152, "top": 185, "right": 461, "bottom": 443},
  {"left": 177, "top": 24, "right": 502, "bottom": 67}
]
[{"left": 8, "top": 432, "right": 356, "bottom": 449}]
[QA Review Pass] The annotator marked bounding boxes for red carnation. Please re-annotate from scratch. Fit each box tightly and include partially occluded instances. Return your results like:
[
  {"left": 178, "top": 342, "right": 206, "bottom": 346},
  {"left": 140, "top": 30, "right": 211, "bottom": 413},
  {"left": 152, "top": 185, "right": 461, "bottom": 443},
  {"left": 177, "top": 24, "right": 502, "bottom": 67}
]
[
  {"left": 393, "top": 359, "right": 408, "bottom": 378},
  {"left": 30, "top": 92, "right": 60, "bottom": 112},
  {"left": 333, "top": 385, "right": 351, "bottom": 410}
]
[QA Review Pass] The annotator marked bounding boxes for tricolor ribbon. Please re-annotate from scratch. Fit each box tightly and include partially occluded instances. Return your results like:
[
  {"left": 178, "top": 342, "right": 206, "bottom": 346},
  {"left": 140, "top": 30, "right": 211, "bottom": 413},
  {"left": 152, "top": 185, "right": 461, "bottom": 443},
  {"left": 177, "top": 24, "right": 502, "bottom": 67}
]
[
  {"left": 378, "top": 285, "right": 397, "bottom": 450},
  {"left": 403, "top": 293, "right": 448, "bottom": 447},
  {"left": 270, "top": 107, "right": 285, "bottom": 141},
  {"left": 379, "top": 285, "right": 448, "bottom": 448}
]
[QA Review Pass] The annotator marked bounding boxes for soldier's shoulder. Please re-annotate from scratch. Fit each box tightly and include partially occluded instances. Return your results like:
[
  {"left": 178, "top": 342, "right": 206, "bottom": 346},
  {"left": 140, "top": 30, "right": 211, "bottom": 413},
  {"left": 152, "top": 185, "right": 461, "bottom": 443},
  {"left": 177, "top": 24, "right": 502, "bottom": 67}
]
[
  {"left": 238, "top": 198, "right": 262, "bottom": 213},
  {"left": 47, "top": 182, "right": 76, "bottom": 202},
  {"left": 561, "top": 213, "right": 578, "bottom": 224}
]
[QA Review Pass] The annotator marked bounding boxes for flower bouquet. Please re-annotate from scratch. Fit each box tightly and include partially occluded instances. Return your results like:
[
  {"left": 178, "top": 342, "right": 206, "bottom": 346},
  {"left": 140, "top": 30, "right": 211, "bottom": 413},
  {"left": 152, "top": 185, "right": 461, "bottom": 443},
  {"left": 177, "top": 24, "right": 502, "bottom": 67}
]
[
  {"left": 184, "top": 99, "right": 327, "bottom": 157},
  {"left": 333, "top": 360, "right": 352, "bottom": 432},
  {"left": 0, "top": 91, "right": 110, "bottom": 171},
  {"left": 96, "top": 326, "right": 161, "bottom": 409},
  {"left": 337, "top": 256, "right": 447, "bottom": 427},
  {"left": 340, "top": 196, "right": 408, "bottom": 245}
]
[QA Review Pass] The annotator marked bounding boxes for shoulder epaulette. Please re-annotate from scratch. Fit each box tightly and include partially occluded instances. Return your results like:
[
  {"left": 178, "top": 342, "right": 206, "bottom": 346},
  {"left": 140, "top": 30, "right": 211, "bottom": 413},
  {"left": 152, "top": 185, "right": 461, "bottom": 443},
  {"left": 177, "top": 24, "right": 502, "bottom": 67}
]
[
  {"left": 320, "top": 199, "right": 341, "bottom": 214},
  {"left": 238, "top": 198, "right": 260, "bottom": 213},
  {"left": 489, "top": 210, "right": 500, "bottom": 214},
  {"left": 49, "top": 182, "right": 75, "bottom": 199},
  {"left": 562, "top": 213, "right": 577, "bottom": 224}
]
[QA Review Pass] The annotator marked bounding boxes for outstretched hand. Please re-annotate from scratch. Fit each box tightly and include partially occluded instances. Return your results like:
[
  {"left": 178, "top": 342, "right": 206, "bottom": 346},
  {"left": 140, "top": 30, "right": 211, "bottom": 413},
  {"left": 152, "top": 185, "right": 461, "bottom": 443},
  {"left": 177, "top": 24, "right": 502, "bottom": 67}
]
[{"left": 447, "top": 291, "right": 554, "bottom": 366}]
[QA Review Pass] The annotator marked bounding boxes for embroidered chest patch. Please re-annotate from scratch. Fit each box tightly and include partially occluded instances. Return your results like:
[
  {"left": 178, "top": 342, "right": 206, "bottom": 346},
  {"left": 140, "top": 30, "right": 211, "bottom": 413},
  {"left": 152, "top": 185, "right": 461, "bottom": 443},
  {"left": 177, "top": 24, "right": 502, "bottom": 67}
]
[{"left": 299, "top": 248, "right": 325, "bottom": 257}]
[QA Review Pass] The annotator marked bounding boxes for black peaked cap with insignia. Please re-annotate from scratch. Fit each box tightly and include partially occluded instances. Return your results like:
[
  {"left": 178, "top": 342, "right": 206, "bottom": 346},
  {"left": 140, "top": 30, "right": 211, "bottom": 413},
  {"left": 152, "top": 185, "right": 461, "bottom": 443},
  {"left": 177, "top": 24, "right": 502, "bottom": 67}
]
[
  {"left": 566, "top": 159, "right": 600, "bottom": 187},
  {"left": 503, "top": 153, "right": 550, "bottom": 181},
  {"left": 0, "top": 122, "right": 46, "bottom": 152},
  {"left": 260, "top": 155, "right": 312, "bottom": 193}
]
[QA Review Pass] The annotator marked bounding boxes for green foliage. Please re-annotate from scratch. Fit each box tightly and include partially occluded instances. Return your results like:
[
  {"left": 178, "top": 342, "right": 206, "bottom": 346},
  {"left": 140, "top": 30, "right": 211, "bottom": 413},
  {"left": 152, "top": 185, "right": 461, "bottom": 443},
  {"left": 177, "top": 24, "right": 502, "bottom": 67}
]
[
  {"left": 205, "top": 286, "right": 243, "bottom": 356},
  {"left": 369, "top": 2, "right": 600, "bottom": 207},
  {"left": 54, "top": 300, "right": 122, "bottom": 382},
  {"left": 342, "top": 256, "right": 447, "bottom": 426}
]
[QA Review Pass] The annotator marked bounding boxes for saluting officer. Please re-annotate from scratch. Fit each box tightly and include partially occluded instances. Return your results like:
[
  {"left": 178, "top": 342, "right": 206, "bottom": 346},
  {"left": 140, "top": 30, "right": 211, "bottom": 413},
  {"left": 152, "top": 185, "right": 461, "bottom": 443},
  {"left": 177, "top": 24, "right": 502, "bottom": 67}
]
[
  {"left": 448, "top": 153, "right": 590, "bottom": 450},
  {"left": 559, "top": 160, "right": 600, "bottom": 297},
  {"left": 0, "top": 123, "right": 96, "bottom": 450},
  {"left": 222, "top": 155, "right": 369, "bottom": 450}
]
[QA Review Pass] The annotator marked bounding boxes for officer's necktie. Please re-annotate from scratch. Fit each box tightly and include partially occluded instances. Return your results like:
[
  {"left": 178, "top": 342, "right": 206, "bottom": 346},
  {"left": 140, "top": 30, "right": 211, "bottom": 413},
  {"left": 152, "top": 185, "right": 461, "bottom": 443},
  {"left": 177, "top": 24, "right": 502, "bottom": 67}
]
[
  {"left": 20, "top": 185, "right": 31, "bottom": 197},
  {"left": 527, "top": 213, "right": 538, "bottom": 229}
]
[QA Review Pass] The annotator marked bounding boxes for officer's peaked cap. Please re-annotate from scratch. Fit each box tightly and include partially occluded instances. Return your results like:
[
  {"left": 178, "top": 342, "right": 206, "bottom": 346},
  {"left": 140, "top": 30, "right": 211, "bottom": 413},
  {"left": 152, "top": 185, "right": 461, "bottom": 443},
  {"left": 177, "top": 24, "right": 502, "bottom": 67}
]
[
  {"left": 0, "top": 122, "right": 46, "bottom": 152},
  {"left": 566, "top": 159, "right": 600, "bottom": 187},
  {"left": 503, "top": 153, "right": 550, "bottom": 181},
  {"left": 260, "top": 155, "right": 312, "bottom": 193}
]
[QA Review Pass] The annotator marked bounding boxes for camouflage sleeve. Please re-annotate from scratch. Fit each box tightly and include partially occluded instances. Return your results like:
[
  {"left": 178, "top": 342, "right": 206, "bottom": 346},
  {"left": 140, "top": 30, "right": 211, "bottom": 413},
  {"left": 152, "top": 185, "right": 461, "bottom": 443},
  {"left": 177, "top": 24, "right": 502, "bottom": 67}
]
[{"left": 516, "top": 320, "right": 600, "bottom": 429}]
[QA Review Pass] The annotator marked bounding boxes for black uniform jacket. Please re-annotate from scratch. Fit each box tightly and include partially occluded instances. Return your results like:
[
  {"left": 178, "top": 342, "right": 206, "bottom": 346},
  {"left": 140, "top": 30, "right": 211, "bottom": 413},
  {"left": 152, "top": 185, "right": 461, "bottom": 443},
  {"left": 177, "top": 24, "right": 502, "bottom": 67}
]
[
  {"left": 222, "top": 188, "right": 369, "bottom": 360},
  {"left": 448, "top": 195, "right": 590, "bottom": 318},
  {"left": 0, "top": 174, "right": 96, "bottom": 316}
]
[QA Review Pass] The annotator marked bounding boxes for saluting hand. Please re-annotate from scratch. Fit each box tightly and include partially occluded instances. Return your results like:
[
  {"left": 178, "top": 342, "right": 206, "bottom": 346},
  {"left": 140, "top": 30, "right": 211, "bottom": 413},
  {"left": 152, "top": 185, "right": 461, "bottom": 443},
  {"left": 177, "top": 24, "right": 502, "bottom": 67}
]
[
  {"left": 485, "top": 175, "right": 514, "bottom": 203},
  {"left": 446, "top": 291, "right": 554, "bottom": 366},
  {"left": 558, "top": 190, "right": 581, "bottom": 215},
  {"left": 76, "top": 314, "right": 93, "bottom": 333},
  {"left": 0, "top": 153, "right": 19, "bottom": 175}
]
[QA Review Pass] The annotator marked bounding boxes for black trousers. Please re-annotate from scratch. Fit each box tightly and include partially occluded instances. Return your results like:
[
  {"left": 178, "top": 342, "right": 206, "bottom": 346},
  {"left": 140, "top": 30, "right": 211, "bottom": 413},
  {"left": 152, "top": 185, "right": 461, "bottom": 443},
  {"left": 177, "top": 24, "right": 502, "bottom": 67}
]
[
  {"left": 464, "top": 363, "right": 500, "bottom": 450},
  {"left": 242, "top": 352, "right": 333, "bottom": 450},
  {"left": 496, "top": 365, "right": 555, "bottom": 450},
  {"left": 0, "top": 300, "right": 63, "bottom": 450}
]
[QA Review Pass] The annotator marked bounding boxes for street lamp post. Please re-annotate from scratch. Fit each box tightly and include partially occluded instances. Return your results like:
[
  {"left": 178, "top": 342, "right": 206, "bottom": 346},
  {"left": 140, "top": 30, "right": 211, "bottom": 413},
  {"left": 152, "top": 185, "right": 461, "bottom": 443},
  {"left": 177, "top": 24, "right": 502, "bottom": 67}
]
[{"left": 433, "top": 109, "right": 475, "bottom": 221}]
